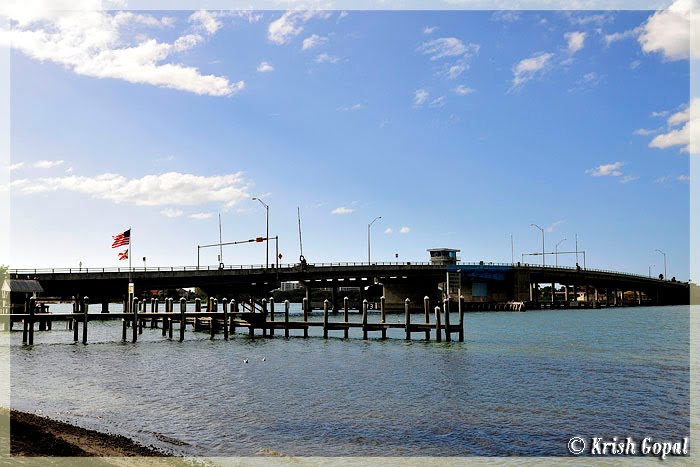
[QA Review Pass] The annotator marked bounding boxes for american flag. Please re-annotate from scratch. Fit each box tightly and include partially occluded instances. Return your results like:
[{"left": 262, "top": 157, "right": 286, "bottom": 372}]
[
  {"left": 118, "top": 249, "right": 128, "bottom": 261},
  {"left": 111, "top": 229, "right": 130, "bottom": 248}
]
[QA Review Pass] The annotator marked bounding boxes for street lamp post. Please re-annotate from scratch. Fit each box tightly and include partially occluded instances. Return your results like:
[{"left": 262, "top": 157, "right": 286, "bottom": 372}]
[
  {"left": 655, "top": 249, "right": 667, "bottom": 280},
  {"left": 555, "top": 238, "right": 566, "bottom": 267},
  {"left": 368, "top": 216, "right": 382, "bottom": 264},
  {"left": 530, "top": 224, "right": 545, "bottom": 267},
  {"left": 252, "top": 197, "right": 269, "bottom": 268}
]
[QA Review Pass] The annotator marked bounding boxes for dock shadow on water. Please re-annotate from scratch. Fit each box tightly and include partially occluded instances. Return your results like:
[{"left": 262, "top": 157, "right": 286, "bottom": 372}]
[{"left": 7, "top": 305, "right": 690, "bottom": 457}]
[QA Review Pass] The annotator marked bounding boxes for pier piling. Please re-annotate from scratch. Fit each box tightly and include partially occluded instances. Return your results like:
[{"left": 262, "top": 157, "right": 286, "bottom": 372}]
[
  {"left": 434, "top": 306, "right": 442, "bottom": 342},
  {"left": 82, "top": 296, "right": 89, "bottom": 345},
  {"left": 362, "top": 299, "right": 368, "bottom": 340},
  {"left": 180, "top": 298, "right": 186, "bottom": 342},
  {"left": 269, "top": 298, "right": 275, "bottom": 337},
  {"left": 323, "top": 300, "right": 329, "bottom": 339},
  {"left": 284, "top": 300, "right": 290, "bottom": 337},
  {"left": 168, "top": 298, "right": 174, "bottom": 339},
  {"left": 302, "top": 297, "right": 309, "bottom": 338},
  {"left": 405, "top": 298, "right": 411, "bottom": 340},
  {"left": 380, "top": 296, "right": 386, "bottom": 339},
  {"left": 423, "top": 296, "right": 430, "bottom": 340},
  {"left": 132, "top": 298, "right": 138, "bottom": 343},
  {"left": 223, "top": 298, "right": 229, "bottom": 340},
  {"left": 443, "top": 299, "right": 451, "bottom": 343},
  {"left": 343, "top": 297, "right": 349, "bottom": 339}
]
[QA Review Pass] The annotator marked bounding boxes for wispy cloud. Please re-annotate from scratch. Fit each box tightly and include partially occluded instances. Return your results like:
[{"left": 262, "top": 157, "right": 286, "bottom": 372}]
[
  {"left": 160, "top": 208, "right": 183, "bottom": 218},
  {"left": 0, "top": 9, "right": 245, "bottom": 97},
  {"left": 510, "top": 52, "right": 554, "bottom": 90},
  {"left": 331, "top": 207, "right": 354, "bottom": 215},
  {"left": 315, "top": 53, "right": 340, "bottom": 64},
  {"left": 648, "top": 98, "right": 697, "bottom": 153},
  {"left": 189, "top": 212, "right": 213, "bottom": 220},
  {"left": 545, "top": 220, "right": 565, "bottom": 233},
  {"left": 33, "top": 160, "right": 65, "bottom": 169},
  {"left": 11, "top": 171, "right": 251, "bottom": 209},
  {"left": 417, "top": 37, "right": 479, "bottom": 61},
  {"left": 586, "top": 162, "right": 624, "bottom": 177},
  {"left": 422, "top": 26, "right": 436, "bottom": 34},
  {"left": 9, "top": 163, "right": 24, "bottom": 171},
  {"left": 413, "top": 89, "right": 429, "bottom": 107},
  {"left": 337, "top": 103, "right": 364, "bottom": 112},
  {"left": 302, "top": 34, "right": 327, "bottom": 50},
  {"left": 257, "top": 61, "right": 274, "bottom": 72},
  {"left": 430, "top": 96, "right": 446, "bottom": 108},
  {"left": 620, "top": 175, "right": 639, "bottom": 184},
  {"left": 564, "top": 31, "right": 586, "bottom": 54},
  {"left": 491, "top": 11, "right": 521, "bottom": 23},
  {"left": 454, "top": 85, "right": 475, "bottom": 96},
  {"left": 656, "top": 174, "right": 690, "bottom": 183},
  {"left": 399, "top": 226, "right": 411, "bottom": 234},
  {"left": 267, "top": 10, "right": 331, "bottom": 45}
]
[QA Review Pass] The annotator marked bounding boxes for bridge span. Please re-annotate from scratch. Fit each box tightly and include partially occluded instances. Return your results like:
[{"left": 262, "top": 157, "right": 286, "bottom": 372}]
[{"left": 8, "top": 262, "right": 689, "bottom": 310}]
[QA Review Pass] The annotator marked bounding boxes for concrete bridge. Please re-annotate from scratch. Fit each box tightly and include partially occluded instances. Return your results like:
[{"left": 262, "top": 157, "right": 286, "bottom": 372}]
[{"left": 8, "top": 261, "right": 689, "bottom": 311}]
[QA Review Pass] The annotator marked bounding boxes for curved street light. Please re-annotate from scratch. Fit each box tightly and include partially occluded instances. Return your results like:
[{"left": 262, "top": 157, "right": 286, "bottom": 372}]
[
  {"left": 252, "top": 197, "right": 269, "bottom": 268},
  {"left": 530, "top": 224, "right": 545, "bottom": 267},
  {"left": 655, "top": 249, "right": 667, "bottom": 280},
  {"left": 368, "top": 216, "right": 382, "bottom": 264}
]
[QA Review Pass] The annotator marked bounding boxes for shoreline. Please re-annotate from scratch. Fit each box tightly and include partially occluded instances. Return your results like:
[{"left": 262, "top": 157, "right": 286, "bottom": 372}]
[{"left": 5, "top": 408, "right": 172, "bottom": 458}]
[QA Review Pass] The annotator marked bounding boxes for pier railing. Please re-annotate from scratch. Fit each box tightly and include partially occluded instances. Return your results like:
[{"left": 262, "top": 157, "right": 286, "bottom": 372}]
[{"left": 9, "top": 261, "right": 674, "bottom": 283}]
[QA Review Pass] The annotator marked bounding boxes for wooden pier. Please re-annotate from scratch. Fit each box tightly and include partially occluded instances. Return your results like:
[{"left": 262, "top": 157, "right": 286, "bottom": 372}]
[{"left": 8, "top": 296, "right": 465, "bottom": 346}]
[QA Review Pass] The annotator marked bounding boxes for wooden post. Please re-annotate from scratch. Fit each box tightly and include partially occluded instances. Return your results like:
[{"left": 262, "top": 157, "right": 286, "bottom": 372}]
[
  {"left": 380, "top": 296, "right": 386, "bottom": 339},
  {"left": 194, "top": 298, "right": 201, "bottom": 332},
  {"left": 162, "top": 298, "right": 168, "bottom": 337},
  {"left": 230, "top": 299, "right": 237, "bottom": 335},
  {"left": 168, "top": 298, "right": 174, "bottom": 339},
  {"left": 102, "top": 301, "right": 109, "bottom": 314},
  {"left": 28, "top": 297, "right": 36, "bottom": 345},
  {"left": 302, "top": 297, "right": 309, "bottom": 338},
  {"left": 82, "top": 296, "right": 89, "bottom": 345},
  {"left": 434, "top": 306, "right": 442, "bottom": 342},
  {"left": 139, "top": 299, "right": 144, "bottom": 334},
  {"left": 210, "top": 298, "right": 218, "bottom": 339},
  {"left": 323, "top": 299, "right": 329, "bottom": 339},
  {"left": 151, "top": 298, "right": 158, "bottom": 328},
  {"left": 404, "top": 298, "right": 411, "bottom": 340},
  {"left": 423, "top": 296, "right": 430, "bottom": 340},
  {"left": 284, "top": 300, "right": 290, "bottom": 338},
  {"left": 343, "top": 297, "right": 349, "bottom": 339},
  {"left": 180, "top": 298, "right": 186, "bottom": 342},
  {"left": 362, "top": 299, "right": 368, "bottom": 340},
  {"left": 458, "top": 295, "right": 465, "bottom": 343},
  {"left": 261, "top": 298, "right": 267, "bottom": 337},
  {"left": 132, "top": 298, "right": 138, "bottom": 343},
  {"left": 222, "top": 298, "right": 229, "bottom": 340},
  {"left": 122, "top": 312, "right": 127, "bottom": 342},
  {"left": 443, "top": 299, "right": 451, "bottom": 342},
  {"left": 73, "top": 299, "right": 80, "bottom": 342},
  {"left": 269, "top": 298, "right": 275, "bottom": 337}
]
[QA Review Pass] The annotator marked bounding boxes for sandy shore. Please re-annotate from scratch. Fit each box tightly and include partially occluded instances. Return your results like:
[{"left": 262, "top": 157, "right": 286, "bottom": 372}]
[{"left": 5, "top": 408, "right": 172, "bottom": 458}]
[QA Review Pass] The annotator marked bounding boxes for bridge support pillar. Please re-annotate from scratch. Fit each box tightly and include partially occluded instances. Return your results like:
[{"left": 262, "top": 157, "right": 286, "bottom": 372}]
[
  {"left": 101, "top": 302, "right": 109, "bottom": 313},
  {"left": 332, "top": 284, "right": 338, "bottom": 313},
  {"left": 551, "top": 282, "right": 556, "bottom": 303}
]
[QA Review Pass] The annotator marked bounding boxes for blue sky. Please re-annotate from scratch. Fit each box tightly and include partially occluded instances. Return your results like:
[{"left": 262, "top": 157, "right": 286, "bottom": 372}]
[{"left": 3, "top": 2, "right": 695, "bottom": 280}]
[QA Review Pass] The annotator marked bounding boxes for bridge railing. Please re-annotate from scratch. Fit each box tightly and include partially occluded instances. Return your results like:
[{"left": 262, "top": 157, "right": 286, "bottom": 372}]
[{"left": 8, "top": 261, "right": 676, "bottom": 283}]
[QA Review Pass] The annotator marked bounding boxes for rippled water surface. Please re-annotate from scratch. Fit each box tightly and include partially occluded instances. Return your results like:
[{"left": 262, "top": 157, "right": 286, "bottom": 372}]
[{"left": 9, "top": 305, "right": 689, "bottom": 456}]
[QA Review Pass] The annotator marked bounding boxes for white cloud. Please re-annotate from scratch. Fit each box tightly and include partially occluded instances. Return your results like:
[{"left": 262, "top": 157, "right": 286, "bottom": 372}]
[
  {"left": 491, "top": 11, "right": 520, "bottom": 23},
  {"left": 160, "top": 208, "right": 183, "bottom": 218},
  {"left": 189, "top": 212, "right": 213, "bottom": 219},
  {"left": 633, "top": 128, "right": 658, "bottom": 136},
  {"left": 1, "top": 9, "right": 244, "bottom": 97},
  {"left": 331, "top": 207, "right": 354, "bottom": 215},
  {"left": 430, "top": 96, "right": 446, "bottom": 108},
  {"left": 656, "top": 174, "right": 690, "bottom": 183},
  {"left": 399, "top": 226, "right": 410, "bottom": 234},
  {"left": 189, "top": 10, "right": 222, "bottom": 35},
  {"left": 586, "top": 162, "right": 624, "bottom": 177},
  {"left": 638, "top": 0, "right": 697, "bottom": 61},
  {"left": 315, "top": 53, "right": 340, "bottom": 64},
  {"left": 620, "top": 175, "right": 639, "bottom": 184},
  {"left": 564, "top": 31, "right": 586, "bottom": 54},
  {"left": 417, "top": 37, "right": 479, "bottom": 61},
  {"left": 65, "top": 167, "right": 73, "bottom": 173},
  {"left": 422, "top": 26, "right": 436, "bottom": 34},
  {"left": 446, "top": 62, "right": 467, "bottom": 79},
  {"left": 510, "top": 52, "right": 554, "bottom": 90},
  {"left": 648, "top": 98, "right": 698, "bottom": 153},
  {"left": 414, "top": 89, "right": 429, "bottom": 107},
  {"left": 267, "top": 10, "right": 331, "bottom": 45},
  {"left": 569, "top": 72, "right": 603, "bottom": 91},
  {"left": 257, "top": 61, "right": 274, "bottom": 72},
  {"left": 337, "top": 103, "right": 363, "bottom": 112},
  {"left": 563, "top": 12, "right": 614, "bottom": 27},
  {"left": 604, "top": 27, "right": 642, "bottom": 47},
  {"left": 9, "top": 162, "right": 24, "bottom": 171},
  {"left": 629, "top": 59, "right": 641, "bottom": 69},
  {"left": 302, "top": 34, "right": 327, "bottom": 50},
  {"left": 545, "top": 220, "right": 565, "bottom": 233},
  {"left": 33, "top": 159, "right": 64, "bottom": 169},
  {"left": 384, "top": 227, "right": 393, "bottom": 235},
  {"left": 11, "top": 171, "right": 251, "bottom": 209},
  {"left": 454, "top": 84, "right": 475, "bottom": 96}
]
